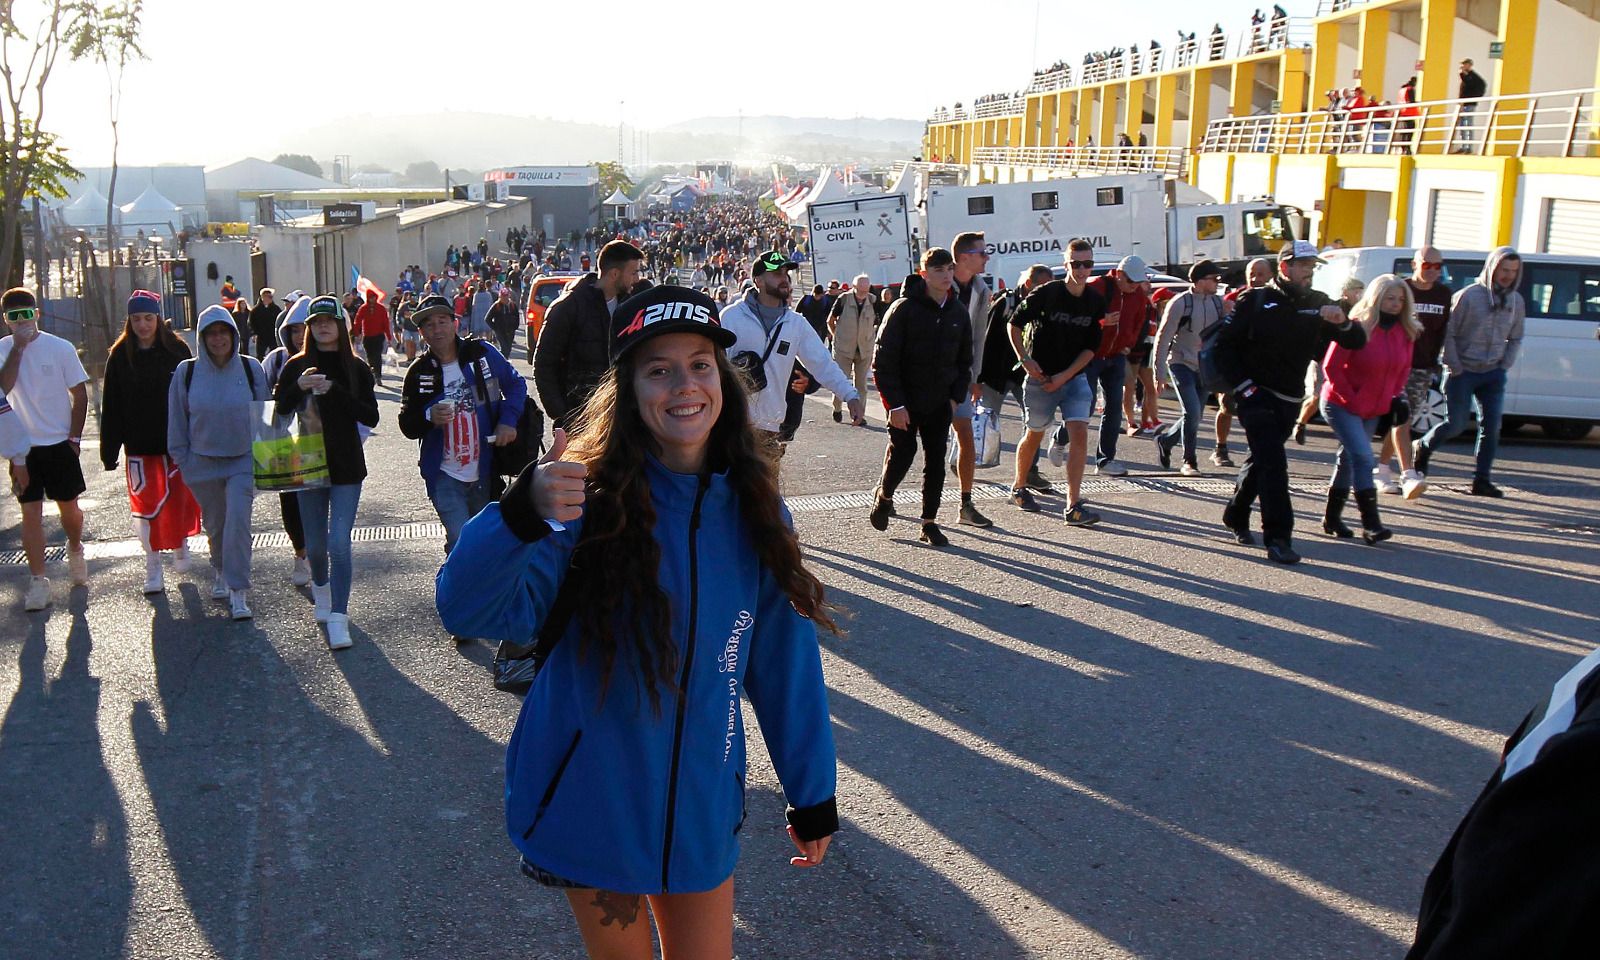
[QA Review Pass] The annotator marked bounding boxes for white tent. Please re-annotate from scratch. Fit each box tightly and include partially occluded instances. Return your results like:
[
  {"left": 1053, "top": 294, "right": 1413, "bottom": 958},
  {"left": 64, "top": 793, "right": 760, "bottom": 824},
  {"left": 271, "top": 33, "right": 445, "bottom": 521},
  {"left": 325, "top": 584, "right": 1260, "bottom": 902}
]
[
  {"left": 602, "top": 187, "right": 637, "bottom": 218},
  {"left": 781, "top": 168, "right": 853, "bottom": 223},
  {"left": 120, "top": 185, "right": 181, "bottom": 218},
  {"left": 886, "top": 164, "right": 922, "bottom": 199},
  {"left": 63, "top": 186, "right": 115, "bottom": 228}
]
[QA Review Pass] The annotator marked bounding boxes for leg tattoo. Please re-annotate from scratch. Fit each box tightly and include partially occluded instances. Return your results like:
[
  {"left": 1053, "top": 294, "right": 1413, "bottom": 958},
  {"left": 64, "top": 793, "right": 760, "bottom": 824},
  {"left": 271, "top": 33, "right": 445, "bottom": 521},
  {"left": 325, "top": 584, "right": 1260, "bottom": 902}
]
[{"left": 591, "top": 890, "right": 642, "bottom": 930}]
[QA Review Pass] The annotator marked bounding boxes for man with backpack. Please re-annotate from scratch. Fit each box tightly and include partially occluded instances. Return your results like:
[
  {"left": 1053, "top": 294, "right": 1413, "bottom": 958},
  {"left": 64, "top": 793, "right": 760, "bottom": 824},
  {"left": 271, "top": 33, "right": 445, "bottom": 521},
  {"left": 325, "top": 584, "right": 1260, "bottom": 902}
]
[
  {"left": 1212, "top": 241, "right": 1366, "bottom": 564},
  {"left": 398, "top": 294, "right": 532, "bottom": 556},
  {"left": 1079, "top": 255, "right": 1151, "bottom": 476},
  {"left": 1152, "top": 260, "right": 1230, "bottom": 476}
]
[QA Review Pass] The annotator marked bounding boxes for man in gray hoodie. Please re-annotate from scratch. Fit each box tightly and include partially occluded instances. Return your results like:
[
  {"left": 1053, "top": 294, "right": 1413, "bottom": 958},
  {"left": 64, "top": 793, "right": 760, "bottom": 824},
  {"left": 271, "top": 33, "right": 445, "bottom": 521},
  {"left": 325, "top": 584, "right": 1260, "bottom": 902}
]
[
  {"left": 1412, "top": 246, "right": 1524, "bottom": 498},
  {"left": 168, "top": 305, "right": 271, "bottom": 618}
]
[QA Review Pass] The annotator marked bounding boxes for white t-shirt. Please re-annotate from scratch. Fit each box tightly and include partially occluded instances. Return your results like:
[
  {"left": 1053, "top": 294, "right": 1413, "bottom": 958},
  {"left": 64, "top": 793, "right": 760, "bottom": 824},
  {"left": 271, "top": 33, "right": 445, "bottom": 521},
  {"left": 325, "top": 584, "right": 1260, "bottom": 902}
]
[
  {"left": 436, "top": 361, "right": 480, "bottom": 482},
  {"left": 0, "top": 331, "right": 89, "bottom": 446}
]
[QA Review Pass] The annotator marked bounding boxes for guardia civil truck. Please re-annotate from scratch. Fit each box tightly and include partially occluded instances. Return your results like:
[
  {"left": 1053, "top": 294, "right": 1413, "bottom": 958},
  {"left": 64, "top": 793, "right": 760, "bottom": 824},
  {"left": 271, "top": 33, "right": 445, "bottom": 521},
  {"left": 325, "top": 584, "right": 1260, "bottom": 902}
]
[
  {"left": 805, "top": 194, "right": 915, "bottom": 288},
  {"left": 920, "top": 173, "right": 1307, "bottom": 287}
]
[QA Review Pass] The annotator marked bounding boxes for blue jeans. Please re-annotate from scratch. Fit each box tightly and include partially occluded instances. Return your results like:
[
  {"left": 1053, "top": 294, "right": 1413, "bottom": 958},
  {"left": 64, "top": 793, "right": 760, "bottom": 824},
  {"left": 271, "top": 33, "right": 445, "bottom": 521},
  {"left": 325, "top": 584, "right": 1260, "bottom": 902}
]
[
  {"left": 427, "top": 472, "right": 494, "bottom": 555},
  {"left": 298, "top": 483, "right": 362, "bottom": 615},
  {"left": 1084, "top": 357, "right": 1127, "bottom": 466},
  {"left": 1159, "top": 364, "right": 1203, "bottom": 464},
  {"left": 1421, "top": 367, "right": 1506, "bottom": 481},
  {"left": 1319, "top": 399, "right": 1379, "bottom": 492}
]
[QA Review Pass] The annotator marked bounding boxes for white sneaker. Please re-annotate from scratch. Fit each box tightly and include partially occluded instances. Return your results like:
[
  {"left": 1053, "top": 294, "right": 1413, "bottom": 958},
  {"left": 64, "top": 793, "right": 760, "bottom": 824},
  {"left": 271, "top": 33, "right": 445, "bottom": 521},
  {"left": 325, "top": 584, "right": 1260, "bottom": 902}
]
[
  {"left": 210, "top": 573, "right": 229, "bottom": 600},
  {"left": 1096, "top": 460, "right": 1127, "bottom": 477},
  {"left": 229, "top": 589, "right": 252, "bottom": 620},
  {"left": 23, "top": 576, "right": 50, "bottom": 611},
  {"left": 1401, "top": 469, "right": 1429, "bottom": 500},
  {"left": 1046, "top": 429, "right": 1067, "bottom": 468},
  {"left": 311, "top": 582, "right": 332, "bottom": 624},
  {"left": 326, "top": 613, "right": 353, "bottom": 650},
  {"left": 172, "top": 543, "right": 192, "bottom": 573},
  {"left": 1374, "top": 464, "right": 1402, "bottom": 495},
  {"left": 67, "top": 545, "right": 88, "bottom": 586},
  {"left": 290, "top": 556, "right": 312, "bottom": 587},
  {"left": 143, "top": 553, "right": 164, "bottom": 595},
  {"left": 1180, "top": 462, "right": 1202, "bottom": 477}
]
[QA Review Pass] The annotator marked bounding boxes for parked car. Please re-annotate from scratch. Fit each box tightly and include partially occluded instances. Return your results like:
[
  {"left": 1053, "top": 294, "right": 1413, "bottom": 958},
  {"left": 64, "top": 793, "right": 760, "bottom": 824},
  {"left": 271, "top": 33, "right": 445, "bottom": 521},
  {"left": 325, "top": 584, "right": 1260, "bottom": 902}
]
[
  {"left": 1314, "top": 247, "right": 1600, "bottom": 440},
  {"left": 524, "top": 274, "right": 581, "bottom": 345}
]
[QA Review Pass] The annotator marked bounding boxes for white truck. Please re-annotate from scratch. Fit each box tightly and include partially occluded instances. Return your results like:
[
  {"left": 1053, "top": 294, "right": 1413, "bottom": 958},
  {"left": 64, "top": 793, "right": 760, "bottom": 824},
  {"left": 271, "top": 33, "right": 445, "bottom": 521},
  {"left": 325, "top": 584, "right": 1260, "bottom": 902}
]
[
  {"left": 920, "top": 173, "right": 1306, "bottom": 286},
  {"left": 805, "top": 194, "right": 915, "bottom": 288}
]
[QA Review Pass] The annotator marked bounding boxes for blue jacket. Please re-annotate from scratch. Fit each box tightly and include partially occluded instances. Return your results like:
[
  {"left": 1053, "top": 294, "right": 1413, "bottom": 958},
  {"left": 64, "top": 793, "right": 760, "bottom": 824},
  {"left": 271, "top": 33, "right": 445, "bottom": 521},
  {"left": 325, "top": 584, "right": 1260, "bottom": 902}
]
[
  {"left": 396, "top": 336, "right": 526, "bottom": 482},
  {"left": 435, "top": 458, "right": 838, "bottom": 894}
]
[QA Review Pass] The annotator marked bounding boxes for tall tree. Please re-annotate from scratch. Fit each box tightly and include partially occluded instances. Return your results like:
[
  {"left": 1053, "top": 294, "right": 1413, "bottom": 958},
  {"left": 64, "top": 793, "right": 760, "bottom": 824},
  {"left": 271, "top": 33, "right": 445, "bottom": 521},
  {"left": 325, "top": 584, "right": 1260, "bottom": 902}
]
[
  {"left": 0, "top": 0, "right": 108, "bottom": 289},
  {"left": 72, "top": 0, "right": 143, "bottom": 259},
  {"left": 271, "top": 153, "right": 323, "bottom": 177},
  {"left": 403, "top": 160, "right": 441, "bottom": 185},
  {"left": 594, "top": 161, "right": 634, "bottom": 198}
]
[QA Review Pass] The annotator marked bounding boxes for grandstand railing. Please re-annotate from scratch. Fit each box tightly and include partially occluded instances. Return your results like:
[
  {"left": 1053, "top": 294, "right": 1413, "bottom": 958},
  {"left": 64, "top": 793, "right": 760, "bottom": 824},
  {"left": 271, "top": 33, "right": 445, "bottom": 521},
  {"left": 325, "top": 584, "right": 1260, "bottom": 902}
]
[
  {"left": 931, "top": 18, "right": 1314, "bottom": 123},
  {"left": 1315, "top": 0, "right": 1371, "bottom": 14},
  {"left": 1198, "top": 87, "right": 1600, "bottom": 159},
  {"left": 972, "top": 145, "right": 1189, "bottom": 179}
]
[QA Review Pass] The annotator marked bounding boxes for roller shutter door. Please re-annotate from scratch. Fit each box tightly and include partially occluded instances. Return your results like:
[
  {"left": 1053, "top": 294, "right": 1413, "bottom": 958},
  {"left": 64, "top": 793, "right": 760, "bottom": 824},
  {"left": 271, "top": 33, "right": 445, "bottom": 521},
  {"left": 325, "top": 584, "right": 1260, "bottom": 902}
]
[
  {"left": 1542, "top": 199, "right": 1600, "bottom": 255},
  {"left": 1427, "top": 190, "right": 1485, "bottom": 248}
]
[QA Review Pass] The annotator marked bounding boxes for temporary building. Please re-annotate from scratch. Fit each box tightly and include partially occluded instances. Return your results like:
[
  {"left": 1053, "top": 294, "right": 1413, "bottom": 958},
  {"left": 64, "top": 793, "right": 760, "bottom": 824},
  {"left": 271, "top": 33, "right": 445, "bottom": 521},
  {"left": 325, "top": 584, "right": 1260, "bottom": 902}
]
[
  {"left": 119, "top": 185, "right": 182, "bottom": 233},
  {"left": 602, "top": 187, "right": 637, "bottom": 219},
  {"left": 63, "top": 186, "right": 116, "bottom": 228}
]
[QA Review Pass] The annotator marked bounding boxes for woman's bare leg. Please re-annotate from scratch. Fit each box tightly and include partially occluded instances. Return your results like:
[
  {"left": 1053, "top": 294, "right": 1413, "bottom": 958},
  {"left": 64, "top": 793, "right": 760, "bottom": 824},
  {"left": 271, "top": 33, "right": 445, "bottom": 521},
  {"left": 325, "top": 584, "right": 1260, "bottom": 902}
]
[
  {"left": 650, "top": 876, "right": 734, "bottom": 960},
  {"left": 566, "top": 888, "right": 654, "bottom": 960}
]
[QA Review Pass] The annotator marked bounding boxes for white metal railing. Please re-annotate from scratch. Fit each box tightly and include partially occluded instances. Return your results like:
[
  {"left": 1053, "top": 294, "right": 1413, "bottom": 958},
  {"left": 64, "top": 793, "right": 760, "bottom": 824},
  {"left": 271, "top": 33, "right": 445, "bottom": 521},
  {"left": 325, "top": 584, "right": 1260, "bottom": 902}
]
[
  {"left": 929, "top": 17, "right": 1314, "bottom": 124},
  {"left": 1316, "top": 0, "right": 1370, "bottom": 15},
  {"left": 973, "top": 145, "right": 1190, "bottom": 179},
  {"left": 1198, "top": 87, "right": 1600, "bottom": 159}
]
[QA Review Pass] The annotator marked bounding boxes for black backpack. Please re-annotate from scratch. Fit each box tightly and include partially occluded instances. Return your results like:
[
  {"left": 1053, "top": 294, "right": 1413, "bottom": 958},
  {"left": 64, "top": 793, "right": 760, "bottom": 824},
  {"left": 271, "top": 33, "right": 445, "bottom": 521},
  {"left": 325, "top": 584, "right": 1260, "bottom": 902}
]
[{"left": 183, "top": 354, "right": 257, "bottom": 394}]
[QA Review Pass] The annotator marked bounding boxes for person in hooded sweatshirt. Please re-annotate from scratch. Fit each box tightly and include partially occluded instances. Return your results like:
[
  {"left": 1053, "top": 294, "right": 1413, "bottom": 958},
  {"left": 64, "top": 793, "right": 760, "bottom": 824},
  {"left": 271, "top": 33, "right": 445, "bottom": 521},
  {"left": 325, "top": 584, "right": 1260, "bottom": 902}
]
[
  {"left": 263, "top": 294, "right": 313, "bottom": 587},
  {"left": 100, "top": 289, "right": 199, "bottom": 594},
  {"left": 436, "top": 286, "right": 837, "bottom": 959},
  {"left": 168, "top": 303, "right": 271, "bottom": 619},
  {"left": 867, "top": 247, "right": 974, "bottom": 547},
  {"left": 274, "top": 295, "right": 380, "bottom": 651},
  {"left": 1412, "top": 246, "right": 1525, "bottom": 498},
  {"left": 1318, "top": 274, "right": 1419, "bottom": 545}
]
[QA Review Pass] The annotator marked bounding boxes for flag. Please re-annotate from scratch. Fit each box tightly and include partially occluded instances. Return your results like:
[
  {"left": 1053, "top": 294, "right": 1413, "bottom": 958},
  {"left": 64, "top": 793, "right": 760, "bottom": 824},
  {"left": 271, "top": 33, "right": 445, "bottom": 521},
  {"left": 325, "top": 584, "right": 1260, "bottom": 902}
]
[{"left": 351, "top": 265, "right": 386, "bottom": 303}]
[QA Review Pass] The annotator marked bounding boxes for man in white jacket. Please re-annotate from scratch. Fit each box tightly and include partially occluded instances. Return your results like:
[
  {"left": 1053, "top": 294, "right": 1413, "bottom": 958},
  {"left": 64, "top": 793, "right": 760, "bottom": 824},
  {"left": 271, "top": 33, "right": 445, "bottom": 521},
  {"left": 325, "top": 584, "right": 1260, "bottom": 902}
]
[{"left": 720, "top": 251, "right": 864, "bottom": 461}]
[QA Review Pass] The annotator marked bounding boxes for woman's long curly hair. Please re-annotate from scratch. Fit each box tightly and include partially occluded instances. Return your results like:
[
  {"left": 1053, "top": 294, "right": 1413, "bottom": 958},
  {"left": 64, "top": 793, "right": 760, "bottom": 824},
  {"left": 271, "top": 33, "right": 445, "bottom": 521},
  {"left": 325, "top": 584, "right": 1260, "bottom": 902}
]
[{"left": 562, "top": 345, "right": 840, "bottom": 714}]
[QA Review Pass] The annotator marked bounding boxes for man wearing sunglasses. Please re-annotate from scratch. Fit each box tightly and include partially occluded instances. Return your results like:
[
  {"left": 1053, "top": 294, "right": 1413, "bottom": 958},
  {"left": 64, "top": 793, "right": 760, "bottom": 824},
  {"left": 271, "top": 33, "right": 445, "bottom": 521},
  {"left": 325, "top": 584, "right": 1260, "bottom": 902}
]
[{"left": 1, "top": 288, "right": 92, "bottom": 610}]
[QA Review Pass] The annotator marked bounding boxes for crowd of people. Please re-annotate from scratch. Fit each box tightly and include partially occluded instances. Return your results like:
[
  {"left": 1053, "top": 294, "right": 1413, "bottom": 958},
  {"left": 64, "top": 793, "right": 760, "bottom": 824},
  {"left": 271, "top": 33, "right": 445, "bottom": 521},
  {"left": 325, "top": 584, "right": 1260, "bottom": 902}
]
[{"left": 0, "top": 189, "right": 1536, "bottom": 957}]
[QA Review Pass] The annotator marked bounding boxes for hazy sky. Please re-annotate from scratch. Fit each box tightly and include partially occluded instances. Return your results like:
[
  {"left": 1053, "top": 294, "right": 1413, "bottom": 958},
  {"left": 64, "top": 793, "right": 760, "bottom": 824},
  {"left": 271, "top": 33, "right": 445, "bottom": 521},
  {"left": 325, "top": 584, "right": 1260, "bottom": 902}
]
[{"left": 40, "top": 0, "right": 1275, "bottom": 167}]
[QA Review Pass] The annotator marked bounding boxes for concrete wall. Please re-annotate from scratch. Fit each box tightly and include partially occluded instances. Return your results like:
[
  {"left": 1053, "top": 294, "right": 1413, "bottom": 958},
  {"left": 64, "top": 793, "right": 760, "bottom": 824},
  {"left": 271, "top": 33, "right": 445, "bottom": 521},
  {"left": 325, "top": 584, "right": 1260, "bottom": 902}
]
[
  {"left": 256, "top": 229, "right": 317, "bottom": 297},
  {"left": 1275, "top": 155, "right": 1338, "bottom": 243},
  {"left": 186, "top": 240, "right": 254, "bottom": 309},
  {"left": 1451, "top": 20, "right": 1500, "bottom": 92},
  {"left": 1513, "top": 170, "right": 1600, "bottom": 249},
  {"left": 1195, "top": 153, "right": 1232, "bottom": 201},
  {"left": 1232, "top": 154, "right": 1276, "bottom": 199},
  {"left": 1406, "top": 166, "right": 1499, "bottom": 246},
  {"left": 1531, "top": 0, "right": 1600, "bottom": 94},
  {"left": 1383, "top": 30, "right": 1420, "bottom": 98}
]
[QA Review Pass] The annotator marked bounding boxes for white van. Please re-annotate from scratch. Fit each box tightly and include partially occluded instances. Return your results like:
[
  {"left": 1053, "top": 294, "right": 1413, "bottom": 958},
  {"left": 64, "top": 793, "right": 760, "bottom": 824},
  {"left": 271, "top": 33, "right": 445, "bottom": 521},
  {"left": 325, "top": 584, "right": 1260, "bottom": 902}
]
[{"left": 1313, "top": 247, "right": 1600, "bottom": 440}]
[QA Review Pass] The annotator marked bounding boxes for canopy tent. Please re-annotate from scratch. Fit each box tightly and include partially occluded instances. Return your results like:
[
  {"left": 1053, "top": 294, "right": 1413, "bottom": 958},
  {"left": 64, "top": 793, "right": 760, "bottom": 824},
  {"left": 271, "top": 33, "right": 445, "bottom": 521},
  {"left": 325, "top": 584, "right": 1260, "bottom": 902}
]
[
  {"left": 668, "top": 185, "right": 702, "bottom": 212},
  {"left": 602, "top": 187, "right": 637, "bottom": 219},
  {"left": 119, "top": 185, "right": 182, "bottom": 231},
  {"left": 63, "top": 186, "right": 115, "bottom": 228},
  {"left": 779, "top": 168, "right": 855, "bottom": 223},
  {"left": 886, "top": 164, "right": 922, "bottom": 199}
]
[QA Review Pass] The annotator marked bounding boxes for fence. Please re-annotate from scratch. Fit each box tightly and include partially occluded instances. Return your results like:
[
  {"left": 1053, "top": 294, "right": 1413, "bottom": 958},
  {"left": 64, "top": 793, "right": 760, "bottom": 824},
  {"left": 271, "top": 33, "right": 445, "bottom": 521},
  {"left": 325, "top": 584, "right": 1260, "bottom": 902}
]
[
  {"left": 1198, "top": 87, "right": 1600, "bottom": 159},
  {"left": 972, "top": 145, "right": 1190, "bottom": 179}
]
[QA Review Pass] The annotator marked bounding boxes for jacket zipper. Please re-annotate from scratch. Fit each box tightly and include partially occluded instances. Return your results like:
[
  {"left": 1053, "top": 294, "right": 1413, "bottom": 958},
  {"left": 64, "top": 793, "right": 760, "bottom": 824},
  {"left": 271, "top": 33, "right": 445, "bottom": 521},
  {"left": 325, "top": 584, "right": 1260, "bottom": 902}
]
[
  {"left": 522, "top": 729, "right": 583, "bottom": 840},
  {"left": 660, "top": 476, "right": 709, "bottom": 892}
]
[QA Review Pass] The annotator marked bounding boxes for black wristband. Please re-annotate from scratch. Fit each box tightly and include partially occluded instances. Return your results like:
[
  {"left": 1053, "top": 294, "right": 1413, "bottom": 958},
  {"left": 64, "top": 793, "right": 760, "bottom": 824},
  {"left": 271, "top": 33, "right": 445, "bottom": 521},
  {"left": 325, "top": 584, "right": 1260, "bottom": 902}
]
[
  {"left": 497, "top": 460, "right": 553, "bottom": 543},
  {"left": 786, "top": 796, "right": 839, "bottom": 842}
]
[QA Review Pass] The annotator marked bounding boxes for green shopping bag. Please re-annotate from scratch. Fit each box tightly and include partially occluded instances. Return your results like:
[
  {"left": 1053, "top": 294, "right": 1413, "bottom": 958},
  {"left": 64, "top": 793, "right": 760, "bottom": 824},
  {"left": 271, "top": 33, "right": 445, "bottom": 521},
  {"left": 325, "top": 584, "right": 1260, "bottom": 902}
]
[{"left": 252, "top": 400, "right": 330, "bottom": 492}]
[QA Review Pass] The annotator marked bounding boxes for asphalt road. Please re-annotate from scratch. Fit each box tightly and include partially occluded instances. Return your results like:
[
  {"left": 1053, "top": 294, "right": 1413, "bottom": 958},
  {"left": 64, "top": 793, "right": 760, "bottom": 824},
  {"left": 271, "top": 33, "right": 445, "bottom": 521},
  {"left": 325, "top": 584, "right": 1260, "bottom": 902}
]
[{"left": 2, "top": 342, "right": 1597, "bottom": 959}]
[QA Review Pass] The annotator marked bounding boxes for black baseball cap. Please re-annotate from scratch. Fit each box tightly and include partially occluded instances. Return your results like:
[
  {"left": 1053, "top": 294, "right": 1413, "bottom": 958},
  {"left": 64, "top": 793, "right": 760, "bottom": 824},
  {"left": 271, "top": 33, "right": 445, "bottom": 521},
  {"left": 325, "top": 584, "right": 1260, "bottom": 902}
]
[
  {"left": 610, "top": 285, "right": 736, "bottom": 363},
  {"left": 751, "top": 251, "right": 798, "bottom": 277},
  {"left": 413, "top": 294, "right": 455, "bottom": 321},
  {"left": 1188, "top": 259, "right": 1224, "bottom": 282}
]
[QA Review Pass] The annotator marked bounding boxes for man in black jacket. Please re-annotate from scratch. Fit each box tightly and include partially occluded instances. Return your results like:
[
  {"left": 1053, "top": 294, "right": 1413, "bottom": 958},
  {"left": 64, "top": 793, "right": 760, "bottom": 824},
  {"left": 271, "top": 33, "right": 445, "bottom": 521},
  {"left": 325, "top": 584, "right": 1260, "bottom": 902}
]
[
  {"left": 1454, "top": 58, "right": 1488, "bottom": 153},
  {"left": 868, "top": 248, "right": 974, "bottom": 547},
  {"left": 1213, "top": 240, "right": 1366, "bottom": 564},
  {"left": 248, "top": 289, "right": 281, "bottom": 361},
  {"left": 532, "top": 240, "right": 645, "bottom": 429}
]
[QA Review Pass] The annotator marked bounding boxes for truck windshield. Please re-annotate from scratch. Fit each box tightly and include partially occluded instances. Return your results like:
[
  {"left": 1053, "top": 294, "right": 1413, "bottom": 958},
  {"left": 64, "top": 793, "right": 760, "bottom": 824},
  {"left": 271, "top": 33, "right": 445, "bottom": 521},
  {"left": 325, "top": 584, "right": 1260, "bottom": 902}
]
[{"left": 1243, "top": 210, "right": 1290, "bottom": 257}]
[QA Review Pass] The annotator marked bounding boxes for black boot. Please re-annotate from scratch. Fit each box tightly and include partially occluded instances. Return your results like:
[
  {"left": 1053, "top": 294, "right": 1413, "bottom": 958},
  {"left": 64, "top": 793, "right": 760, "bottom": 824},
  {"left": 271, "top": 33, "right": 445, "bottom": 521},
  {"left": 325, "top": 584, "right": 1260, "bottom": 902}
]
[
  {"left": 1354, "top": 488, "right": 1393, "bottom": 544},
  {"left": 1321, "top": 486, "right": 1355, "bottom": 538},
  {"left": 1221, "top": 502, "right": 1255, "bottom": 545}
]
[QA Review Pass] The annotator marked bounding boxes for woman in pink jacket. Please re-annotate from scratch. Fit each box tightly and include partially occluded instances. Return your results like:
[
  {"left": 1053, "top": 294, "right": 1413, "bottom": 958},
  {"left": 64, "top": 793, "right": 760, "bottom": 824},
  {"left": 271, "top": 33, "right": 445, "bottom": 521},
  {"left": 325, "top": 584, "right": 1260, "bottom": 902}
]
[{"left": 1319, "top": 274, "right": 1418, "bottom": 543}]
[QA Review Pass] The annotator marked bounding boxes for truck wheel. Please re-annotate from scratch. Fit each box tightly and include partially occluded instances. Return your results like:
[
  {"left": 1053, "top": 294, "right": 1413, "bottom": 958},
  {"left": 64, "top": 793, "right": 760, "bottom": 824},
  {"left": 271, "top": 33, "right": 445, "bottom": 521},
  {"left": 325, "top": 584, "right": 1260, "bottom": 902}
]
[{"left": 1540, "top": 419, "right": 1594, "bottom": 441}]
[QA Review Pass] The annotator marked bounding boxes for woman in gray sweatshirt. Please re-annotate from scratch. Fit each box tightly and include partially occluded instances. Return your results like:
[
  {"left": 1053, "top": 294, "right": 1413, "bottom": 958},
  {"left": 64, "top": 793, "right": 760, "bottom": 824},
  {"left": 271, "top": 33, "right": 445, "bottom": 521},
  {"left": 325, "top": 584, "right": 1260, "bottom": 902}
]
[{"left": 167, "top": 305, "right": 271, "bottom": 619}]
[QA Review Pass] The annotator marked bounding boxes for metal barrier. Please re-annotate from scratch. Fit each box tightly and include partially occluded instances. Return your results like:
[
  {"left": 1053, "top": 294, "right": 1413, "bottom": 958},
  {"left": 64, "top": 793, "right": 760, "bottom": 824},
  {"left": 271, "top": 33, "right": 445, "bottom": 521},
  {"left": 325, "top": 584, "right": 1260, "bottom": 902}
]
[
  {"left": 1198, "top": 87, "right": 1600, "bottom": 158},
  {"left": 972, "top": 145, "right": 1189, "bottom": 179}
]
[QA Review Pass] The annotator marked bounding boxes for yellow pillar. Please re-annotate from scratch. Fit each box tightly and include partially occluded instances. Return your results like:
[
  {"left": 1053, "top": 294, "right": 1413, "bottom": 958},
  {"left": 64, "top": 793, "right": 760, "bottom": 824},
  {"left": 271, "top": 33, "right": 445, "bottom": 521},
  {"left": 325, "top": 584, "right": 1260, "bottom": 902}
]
[
  {"left": 1357, "top": 7, "right": 1390, "bottom": 96},
  {"left": 1008, "top": 115, "right": 1023, "bottom": 150},
  {"left": 1127, "top": 77, "right": 1148, "bottom": 138},
  {"left": 1230, "top": 59, "right": 1256, "bottom": 118},
  {"left": 1097, "top": 85, "right": 1118, "bottom": 149},
  {"left": 1492, "top": 156, "right": 1521, "bottom": 246},
  {"left": 1076, "top": 87, "right": 1095, "bottom": 146},
  {"left": 1153, "top": 72, "right": 1179, "bottom": 146},
  {"left": 1491, "top": 0, "right": 1539, "bottom": 153},
  {"left": 1416, "top": 0, "right": 1455, "bottom": 102},
  {"left": 1039, "top": 96, "right": 1057, "bottom": 148},
  {"left": 1388, "top": 156, "right": 1414, "bottom": 245},
  {"left": 1058, "top": 91, "right": 1074, "bottom": 145},
  {"left": 1278, "top": 47, "right": 1309, "bottom": 113},
  {"left": 1188, "top": 67, "right": 1212, "bottom": 149},
  {"left": 1024, "top": 97, "right": 1041, "bottom": 148},
  {"left": 1310, "top": 18, "right": 1341, "bottom": 104}
]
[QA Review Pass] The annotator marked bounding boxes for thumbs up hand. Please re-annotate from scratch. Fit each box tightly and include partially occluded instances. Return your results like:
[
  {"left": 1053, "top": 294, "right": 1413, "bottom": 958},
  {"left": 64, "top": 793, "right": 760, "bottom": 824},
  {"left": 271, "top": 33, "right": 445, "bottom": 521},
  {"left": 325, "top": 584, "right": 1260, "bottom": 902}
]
[{"left": 532, "top": 428, "right": 587, "bottom": 523}]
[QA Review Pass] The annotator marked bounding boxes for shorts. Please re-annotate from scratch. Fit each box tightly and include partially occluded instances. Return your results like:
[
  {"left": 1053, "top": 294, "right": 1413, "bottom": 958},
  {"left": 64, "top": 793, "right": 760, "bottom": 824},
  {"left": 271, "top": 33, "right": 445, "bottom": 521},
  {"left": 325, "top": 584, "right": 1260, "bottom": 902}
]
[
  {"left": 520, "top": 856, "right": 588, "bottom": 889},
  {"left": 1126, "top": 342, "right": 1153, "bottom": 368},
  {"left": 1303, "top": 360, "right": 1324, "bottom": 399},
  {"left": 953, "top": 398, "right": 975, "bottom": 419},
  {"left": 17, "top": 440, "right": 86, "bottom": 504},
  {"left": 1405, "top": 367, "right": 1435, "bottom": 413},
  {"left": 402, "top": 328, "right": 420, "bottom": 345},
  {"left": 1023, "top": 374, "right": 1093, "bottom": 432}
]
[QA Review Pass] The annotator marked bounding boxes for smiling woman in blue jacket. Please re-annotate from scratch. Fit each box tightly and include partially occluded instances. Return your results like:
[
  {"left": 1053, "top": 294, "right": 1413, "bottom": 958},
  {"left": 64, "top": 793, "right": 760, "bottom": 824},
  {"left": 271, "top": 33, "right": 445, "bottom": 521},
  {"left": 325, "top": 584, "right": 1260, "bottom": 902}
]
[{"left": 436, "top": 285, "right": 839, "bottom": 959}]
